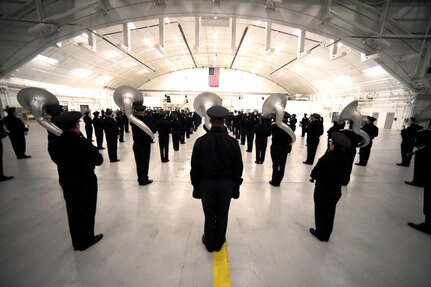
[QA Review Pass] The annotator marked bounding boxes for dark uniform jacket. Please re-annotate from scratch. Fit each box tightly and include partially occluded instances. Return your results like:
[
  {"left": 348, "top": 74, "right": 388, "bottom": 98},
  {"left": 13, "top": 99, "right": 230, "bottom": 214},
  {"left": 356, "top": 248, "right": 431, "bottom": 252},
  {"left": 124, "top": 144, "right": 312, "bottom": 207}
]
[
  {"left": 362, "top": 123, "right": 379, "bottom": 140},
  {"left": 131, "top": 115, "right": 156, "bottom": 142},
  {"left": 191, "top": 127, "right": 243, "bottom": 187},
  {"left": 48, "top": 131, "right": 103, "bottom": 185}
]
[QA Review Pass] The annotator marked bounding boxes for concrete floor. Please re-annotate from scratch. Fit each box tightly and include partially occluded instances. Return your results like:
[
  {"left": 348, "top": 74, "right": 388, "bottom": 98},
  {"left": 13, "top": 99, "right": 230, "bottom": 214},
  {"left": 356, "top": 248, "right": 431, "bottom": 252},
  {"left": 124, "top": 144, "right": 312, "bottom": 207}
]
[{"left": 0, "top": 121, "right": 430, "bottom": 287}]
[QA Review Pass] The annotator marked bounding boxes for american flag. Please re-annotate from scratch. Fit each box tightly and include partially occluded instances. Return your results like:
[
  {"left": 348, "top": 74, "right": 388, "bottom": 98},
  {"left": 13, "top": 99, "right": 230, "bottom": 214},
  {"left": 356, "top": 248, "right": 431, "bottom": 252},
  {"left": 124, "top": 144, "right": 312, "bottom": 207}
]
[{"left": 208, "top": 67, "right": 220, "bottom": 87}]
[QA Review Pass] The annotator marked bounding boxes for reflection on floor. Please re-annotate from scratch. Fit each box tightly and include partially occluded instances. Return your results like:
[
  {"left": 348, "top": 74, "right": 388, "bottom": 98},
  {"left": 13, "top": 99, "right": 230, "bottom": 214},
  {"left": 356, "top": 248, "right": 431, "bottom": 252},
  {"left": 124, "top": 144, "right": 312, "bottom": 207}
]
[{"left": 0, "top": 121, "right": 430, "bottom": 287}]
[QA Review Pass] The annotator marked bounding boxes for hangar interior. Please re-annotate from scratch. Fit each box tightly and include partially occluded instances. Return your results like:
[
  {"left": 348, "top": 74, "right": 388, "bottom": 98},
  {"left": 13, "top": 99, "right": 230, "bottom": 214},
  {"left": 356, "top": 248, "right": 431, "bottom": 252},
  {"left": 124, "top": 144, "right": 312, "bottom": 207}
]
[{"left": 0, "top": 1, "right": 431, "bottom": 286}]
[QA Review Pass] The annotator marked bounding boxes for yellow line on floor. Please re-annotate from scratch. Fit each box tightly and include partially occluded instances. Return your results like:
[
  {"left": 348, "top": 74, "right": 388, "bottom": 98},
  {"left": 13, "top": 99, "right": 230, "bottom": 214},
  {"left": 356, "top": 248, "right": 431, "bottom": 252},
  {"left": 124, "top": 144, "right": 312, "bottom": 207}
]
[{"left": 213, "top": 242, "right": 231, "bottom": 287}]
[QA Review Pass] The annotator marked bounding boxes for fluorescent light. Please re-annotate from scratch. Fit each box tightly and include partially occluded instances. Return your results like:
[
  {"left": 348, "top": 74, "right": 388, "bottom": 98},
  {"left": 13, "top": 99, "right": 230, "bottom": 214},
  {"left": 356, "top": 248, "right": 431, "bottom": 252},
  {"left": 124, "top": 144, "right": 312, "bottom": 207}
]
[
  {"left": 164, "top": 17, "right": 170, "bottom": 24},
  {"left": 144, "top": 38, "right": 153, "bottom": 48},
  {"left": 256, "top": 20, "right": 261, "bottom": 26},
  {"left": 34, "top": 54, "right": 59, "bottom": 65},
  {"left": 293, "top": 29, "right": 301, "bottom": 36},
  {"left": 305, "top": 57, "right": 322, "bottom": 65},
  {"left": 213, "top": 16, "right": 218, "bottom": 20},
  {"left": 123, "top": 61, "right": 138, "bottom": 68},
  {"left": 173, "top": 35, "right": 180, "bottom": 43},
  {"left": 275, "top": 43, "right": 285, "bottom": 52},
  {"left": 72, "top": 68, "right": 92, "bottom": 77},
  {"left": 81, "top": 33, "right": 89, "bottom": 39},
  {"left": 128, "top": 22, "right": 136, "bottom": 29},
  {"left": 97, "top": 75, "right": 112, "bottom": 82},
  {"left": 334, "top": 75, "right": 352, "bottom": 87},
  {"left": 105, "top": 50, "right": 122, "bottom": 58},
  {"left": 337, "top": 42, "right": 343, "bottom": 47},
  {"left": 313, "top": 80, "right": 328, "bottom": 90},
  {"left": 289, "top": 65, "right": 305, "bottom": 73},
  {"left": 363, "top": 65, "right": 385, "bottom": 76}
]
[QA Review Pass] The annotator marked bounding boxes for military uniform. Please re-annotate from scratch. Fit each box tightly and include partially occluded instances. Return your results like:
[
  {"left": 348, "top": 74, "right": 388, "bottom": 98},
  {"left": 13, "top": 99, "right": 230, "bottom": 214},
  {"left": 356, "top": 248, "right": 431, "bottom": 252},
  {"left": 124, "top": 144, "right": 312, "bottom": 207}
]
[
  {"left": 357, "top": 116, "right": 379, "bottom": 166},
  {"left": 269, "top": 123, "right": 293, "bottom": 186},
  {"left": 103, "top": 112, "right": 120, "bottom": 162},
  {"left": 2, "top": 107, "right": 30, "bottom": 159}
]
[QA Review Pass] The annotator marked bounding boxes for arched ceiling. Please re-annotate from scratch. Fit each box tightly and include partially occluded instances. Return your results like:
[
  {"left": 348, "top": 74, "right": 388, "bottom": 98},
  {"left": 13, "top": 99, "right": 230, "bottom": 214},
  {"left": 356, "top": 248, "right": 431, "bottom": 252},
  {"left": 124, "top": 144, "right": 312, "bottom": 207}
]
[{"left": 0, "top": 0, "right": 430, "bottom": 97}]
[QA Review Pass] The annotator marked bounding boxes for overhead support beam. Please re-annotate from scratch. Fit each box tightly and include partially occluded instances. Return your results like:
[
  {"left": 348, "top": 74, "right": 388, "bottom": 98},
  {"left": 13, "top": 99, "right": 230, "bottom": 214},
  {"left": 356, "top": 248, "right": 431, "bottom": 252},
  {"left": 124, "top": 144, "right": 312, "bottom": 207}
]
[
  {"left": 378, "top": 0, "right": 391, "bottom": 36},
  {"left": 320, "top": 0, "right": 334, "bottom": 25},
  {"left": 265, "top": 22, "right": 275, "bottom": 57},
  {"left": 34, "top": 0, "right": 46, "bottom": 21},
  {"left": 271, "top": 43, "right": 320, "bottom": 75},
  {"left": 157, "top": 17, "right": 165, "bottom": 54},
  {"left": 230, "top": 26, "right": 249, "bottom": 69},
  {"left": 194, "top": 16, "right": 200, "bottom": 54},
  {"left": 327, "top": 40, "right": 346, "bottom": 60},
  {"left": 231, "top": 17, "right": 237, "bottom": 54},
  {"left": 414, "top": 19, "right": 431, "bottom": 80},
  {"left": 177, "top": 24, "right": 197, "bottom": 68},
  {"left": 153, "top": 0, "right": 167, "bottom": 5},
  {"left": 265, "top": 0, "right": 282, "bottom": 11},
  {"left": 297, "top": 29, "right": 309, "bottom": 58},
  {"left": 88, "top": 30, "right": 97, "bottom": 51},
  {"left": 122, "top": 22, "right": 131, "bottom": 53}
]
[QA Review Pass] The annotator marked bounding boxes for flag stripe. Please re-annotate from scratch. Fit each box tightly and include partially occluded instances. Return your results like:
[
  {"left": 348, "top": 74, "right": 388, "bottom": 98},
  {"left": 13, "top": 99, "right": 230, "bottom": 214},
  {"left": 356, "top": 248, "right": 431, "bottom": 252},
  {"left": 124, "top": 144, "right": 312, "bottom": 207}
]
[{"left": 209, "top": 67, "right": 220, "bottom": 87}]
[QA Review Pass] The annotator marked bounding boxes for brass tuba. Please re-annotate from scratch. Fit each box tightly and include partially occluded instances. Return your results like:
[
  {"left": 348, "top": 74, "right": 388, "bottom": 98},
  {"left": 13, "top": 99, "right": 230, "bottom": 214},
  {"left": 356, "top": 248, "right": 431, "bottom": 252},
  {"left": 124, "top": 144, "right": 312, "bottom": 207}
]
[
  {"left": 113, "top": 85, "right": 155, "bottom": 139},
  {"left": 338, "top": 100, "right": 370, "bottom": 147},
  {"left": 17, "top": 87, "right": 63, "bottom": 136},
  {"left": 193, "top": 92, "right": 222, "bottom": 130},
  {"left": 262, "top": 94, "right": 296, "bottom": 144}
]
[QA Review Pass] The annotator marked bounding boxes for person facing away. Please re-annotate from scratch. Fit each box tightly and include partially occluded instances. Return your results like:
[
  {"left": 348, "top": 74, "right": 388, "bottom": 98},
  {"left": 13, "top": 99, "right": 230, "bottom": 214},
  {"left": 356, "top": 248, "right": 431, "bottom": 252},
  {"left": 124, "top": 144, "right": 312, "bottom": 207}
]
[
  {"left": 115, "top": 111, "right": 125, "bottom": 143},
  {"left": 155, "top": 111, "right": 172, "bottom": 163},
  {"left": 83, "top": 111, "right": 93, "bottom": 141},
  {"left": 289, "top": 114, "right": 297, "bottom": 132},
  {"left": 309, "top": 131, "right": 351, "bottom": 242},
  {"left": 131, "top": 105, "right": 156, "bottom": 186},
  {"left": 300, "top": 113, "right": 309, "bottom": 137},
  {"left": 102, "top": 109, "right": 120, "bottom": 162},
  {"left": 171, "top": 112, "right": 182, "bottom": 151},
  {"left": 2, "top": 107, "right": 31, "bottom": 159},
  {"left": 190, "top": 105, "right": 243, "bottom": 253},
  {"left": 0, "top": 118, "right": 13, "bottom": 182},
  {"left": 254, "top": 117, "right": 271, "bottom": 164},
  {"left": 48, "top": 111, "right": 103, "bottom": 251},
  {"left": 303, "top": 113, "right": 324, "bottom": 165},
  {"left": 355, "top": 116, "right": 379, "bottom": 166},
  {"left": 92, "top": 111, "right": 105, "bottom": 150},
  {"left": 269, "top": 113, "right": 293, "bottom": 187},
  {"left": 397, "top": 117, "right": 422, "bottom": 167}
]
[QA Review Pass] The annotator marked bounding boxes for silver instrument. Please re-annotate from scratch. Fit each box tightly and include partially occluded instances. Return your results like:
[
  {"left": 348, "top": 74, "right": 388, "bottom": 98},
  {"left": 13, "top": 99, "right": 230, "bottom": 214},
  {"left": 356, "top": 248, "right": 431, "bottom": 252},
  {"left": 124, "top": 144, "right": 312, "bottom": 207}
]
[
  {"left": 193, "top": 92, "right": 222, "bottom": 130},
  {"left": 338, "top": 100, "right": 370, "bottom": 148},
  {"left": 262, "top": 94, "right": 296, "bottom": 144}
]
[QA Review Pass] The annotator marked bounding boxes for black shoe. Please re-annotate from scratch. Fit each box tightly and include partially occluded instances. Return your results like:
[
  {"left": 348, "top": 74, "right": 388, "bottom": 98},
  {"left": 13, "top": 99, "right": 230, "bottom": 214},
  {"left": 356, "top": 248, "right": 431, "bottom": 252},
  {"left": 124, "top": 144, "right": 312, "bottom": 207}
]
[
  {"left": 404, "top": 181, "right": 424, "bottom": 187},
  {"left": 79, "top": 234, "right": 103, "bottom": 251},
  {"left": 17, "top": 155, "right": 31, "bottom": 159},
  {"left": 202, "top": 234, "right": 214, "bottom": 252},
  {"left": 269, "top": 181, "right": 279, "bottom": 187},
  {"left": 396, "top": 163, "right": 408, "bottom": 167},
  {"left": 255, "top": 161, "right": 260, "bottom": 164},
  {"left": 119, "top": 140, "right": 125, "bottom": 143},
  {"left": 246, "top": 150, "right": 251, "bottom": 152},
  {"left": 0, "top": 175, "right": 14, "bottom": 182},
  {"left": 162, "top": 160, "right": 169, "bottom": 163},
  {"left": 214, "top": 238, "right": 226, "bottom": 252},
  {"left": 98, "top": 147, "right": 105, "bottom": 150},
  {"left": 309, "top": 228, "right": 328, "bottom": 242},
  {"left": 408, "top": 222, "right": 431, "bottom": 235},
  {"left": 139, "top": 179, "right": 153, "bottom": 186},
  {"left": 110, "top": 159, "right": 120, "bottom": 162},
  {"left": 303, "top": 161, "right": 312, "bottom": 165},
  {"left": 355, "top": 163, "right": 365, "bottom": 166}
]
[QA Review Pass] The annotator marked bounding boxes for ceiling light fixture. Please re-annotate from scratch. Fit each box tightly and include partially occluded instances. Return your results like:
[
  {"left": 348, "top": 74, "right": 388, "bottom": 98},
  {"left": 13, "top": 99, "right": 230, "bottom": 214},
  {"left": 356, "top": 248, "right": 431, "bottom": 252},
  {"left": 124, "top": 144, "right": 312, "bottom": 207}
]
[
  {"left": 144, "top": 38, "right": 154, "bottom": 48},
  {"left": 128, "top": 22, "right": 136, "bottom": 29},
  {"left": 72, "top": 68, "right": 92, "bottom": 77},
  {"left": 363, "top": 65, "right": 385, "bottom": 76},
  {"left": 34, "top": 54, "right": 59, "bottom": 65}
]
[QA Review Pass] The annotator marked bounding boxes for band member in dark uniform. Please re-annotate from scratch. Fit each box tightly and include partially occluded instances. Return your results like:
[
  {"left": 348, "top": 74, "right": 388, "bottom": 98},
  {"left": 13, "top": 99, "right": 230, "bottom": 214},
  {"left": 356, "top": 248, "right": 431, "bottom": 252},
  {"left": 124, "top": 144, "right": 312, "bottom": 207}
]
[
  {"left": 408, "top": 170, "right": 431, "bottom": 235},
  {"left": 303, "top": 113, "right": 324, "bottom": 165},
  {"left": 339, "top": 121, "right": 363, "bottom": 186},
  {"left": 0, "top": 118, "right": 13, "bottom": 182},
  {"left": 48, "top": 111, "right": 103, "bottom": 251},
  {"left": 103, "top": 109, "right": 120, "bottom": 162},
  {"left": 356, "top": 116, "right": 379, "bottom": 166},
  {"left": 155, "top": 111, "right": 171, "bottom": 162},
  {"left": 300, "top": 113, "right": 309, "bottom": 137},
  {"left": 191, "top": 106, "right": 243, "bottom": 253},
  {"left": 405, "top": 120, "right": 431, "bottom": 187},
  {"left": 289, "top": 114, "right": 297, "bottom": 132},
  {"left": 92, "top": 111, "right": 104, "bottom": 150},
  {"left": 122, "top": 111, "right": 130, "bottom": 133},
  {"left": 309, "top": 132, "right": 351, "bottom": 242},
  {"left": 269, "top": 113, "right": 293, "bottom": 186},
  {"left": 171, "top": 113, "right": 181, "bottom": 151},
  {"left": 83, "top": 111, "right": 93, "bottom": 141},
  {"left": 115, "top": 111, "right": 125, "bottom": 143},
  {"left": 131, "top": 105, "right": 155, "bottom": 186},
  {"left": 254, "top": 118, "right": 271, "bottom": 164},
  {"left": 397, "top": 117, "right": 422, "bottom": 167},
  {"left": 2, "top": 107, "right": 31, "bottom": 159},
  {"left": 45, "top": 104, "right": 64, "bottom": 143},
  {"left": 246, "top": 115, "right": 257, "bottom": 152}
]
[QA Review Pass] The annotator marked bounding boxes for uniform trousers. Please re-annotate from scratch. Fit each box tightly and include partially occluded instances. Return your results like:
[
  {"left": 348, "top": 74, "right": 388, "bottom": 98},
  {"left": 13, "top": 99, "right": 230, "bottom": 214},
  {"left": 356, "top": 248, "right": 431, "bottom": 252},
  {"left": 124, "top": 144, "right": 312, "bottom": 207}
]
[
  {"left": 201, "top": 179, "right": 234, "bottom": 252},
  {"left": 255, "top": 137, "right": 268, "bottom": 163},
  {"left": 133, "top": 142, "right": 151, "bottom": 184},
  {"left": 158, "top": 134, "right": 169, "bottom": 162},
  {"left": 85, "top": 126, "right": 93, "bottom": 141},
  {"left": 106, "top": 135, "right": 118, "bottom": 162},
  {"left": 8, "top": 133, "right": 26, "bottom": 158},
  {"left": 358, "top": 141, "right": 373, "bottom": 165},
  {"left": 246, "top": 132, "right": 255, "bottom": 152},
  {"left": 270, "top": 145, "right": 289, "bottom": 185},
  {"left": 172, "top": 131, "right": 180, "bottom": 151},
  {"left": 314, "top": 191, "right": 341, "bottom": 241},
  {"left": 61, "top": 175, "right": 97, "bottom": 249},
  {"left": 305, "top": 138, "right": 319, "bottom": 164}
]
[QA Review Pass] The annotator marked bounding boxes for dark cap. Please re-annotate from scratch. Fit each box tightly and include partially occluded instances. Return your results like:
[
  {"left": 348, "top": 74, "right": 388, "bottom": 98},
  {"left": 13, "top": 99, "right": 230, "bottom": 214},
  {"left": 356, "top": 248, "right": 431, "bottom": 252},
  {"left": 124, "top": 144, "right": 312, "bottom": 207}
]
[
  {"left": 105, "top": 109, "right": 113, "bottom": 115},
  {"left": 410, "top": 117, "right": 416, "bottom": 121},
  {"left": 45, "top": 104, "right": 63, "bottom": 117},
  {"left": 207, "top": 105, "right": 229, "bottom": 120},
  {"left": 367, "top": 116, "right": 377, "bottom": 122},
  {"left": 312, "top": 113, "right": 321, "bottom": 118},
  {"left": 330, "top": 131, "right": 352, "bottom": 147},
  {"left": 4, "top": 107, "right": 16, "bottom": 114},
  {"left": 93, "top": 111, "right": 100, "bottom": 116},
  {"left": 84, "top": 111, "right": 90, "bottom": 115},
  {"left": 134, "top": 105, "right": 147, "bottom": 111},
  {"left": 284, "top": 111, "right": 291, "bottom": 119},
  {"left": 53, "top": 111, "right": 82, "bottom": 124}
]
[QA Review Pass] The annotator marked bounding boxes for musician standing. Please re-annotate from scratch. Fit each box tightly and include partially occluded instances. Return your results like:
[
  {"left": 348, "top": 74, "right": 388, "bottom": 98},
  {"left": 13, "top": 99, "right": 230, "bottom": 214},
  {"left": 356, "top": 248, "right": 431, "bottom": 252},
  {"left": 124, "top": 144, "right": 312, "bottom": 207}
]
[
  {"left": 83, "top": 111, "right": 93, "bottom": 141},
  {"left": 2, "top": 107, "right": 31, "bottom": 159},
  {"left": 103, "top": 109, "right": 120, "bottom": 162},
  {"left": 48, "top": 111, "right": 103, "bottom": 251},
  {"left": 303, "top": 113, "right": 324, "bottom": 165},
  {"left": 92, "top": 111, "right": 105, "bottom": 150},
  {"left": 397, "top": 117, "right": 422, "bottom": 167},
  {"left": 309, "top": 132, "right": 351, "bottom": 242},
  {"left": 356, "top": 116, "right": 379, "bottom": 166},
  {"left": 0, "top": 118, "right": 13, "bottom": 182}
]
